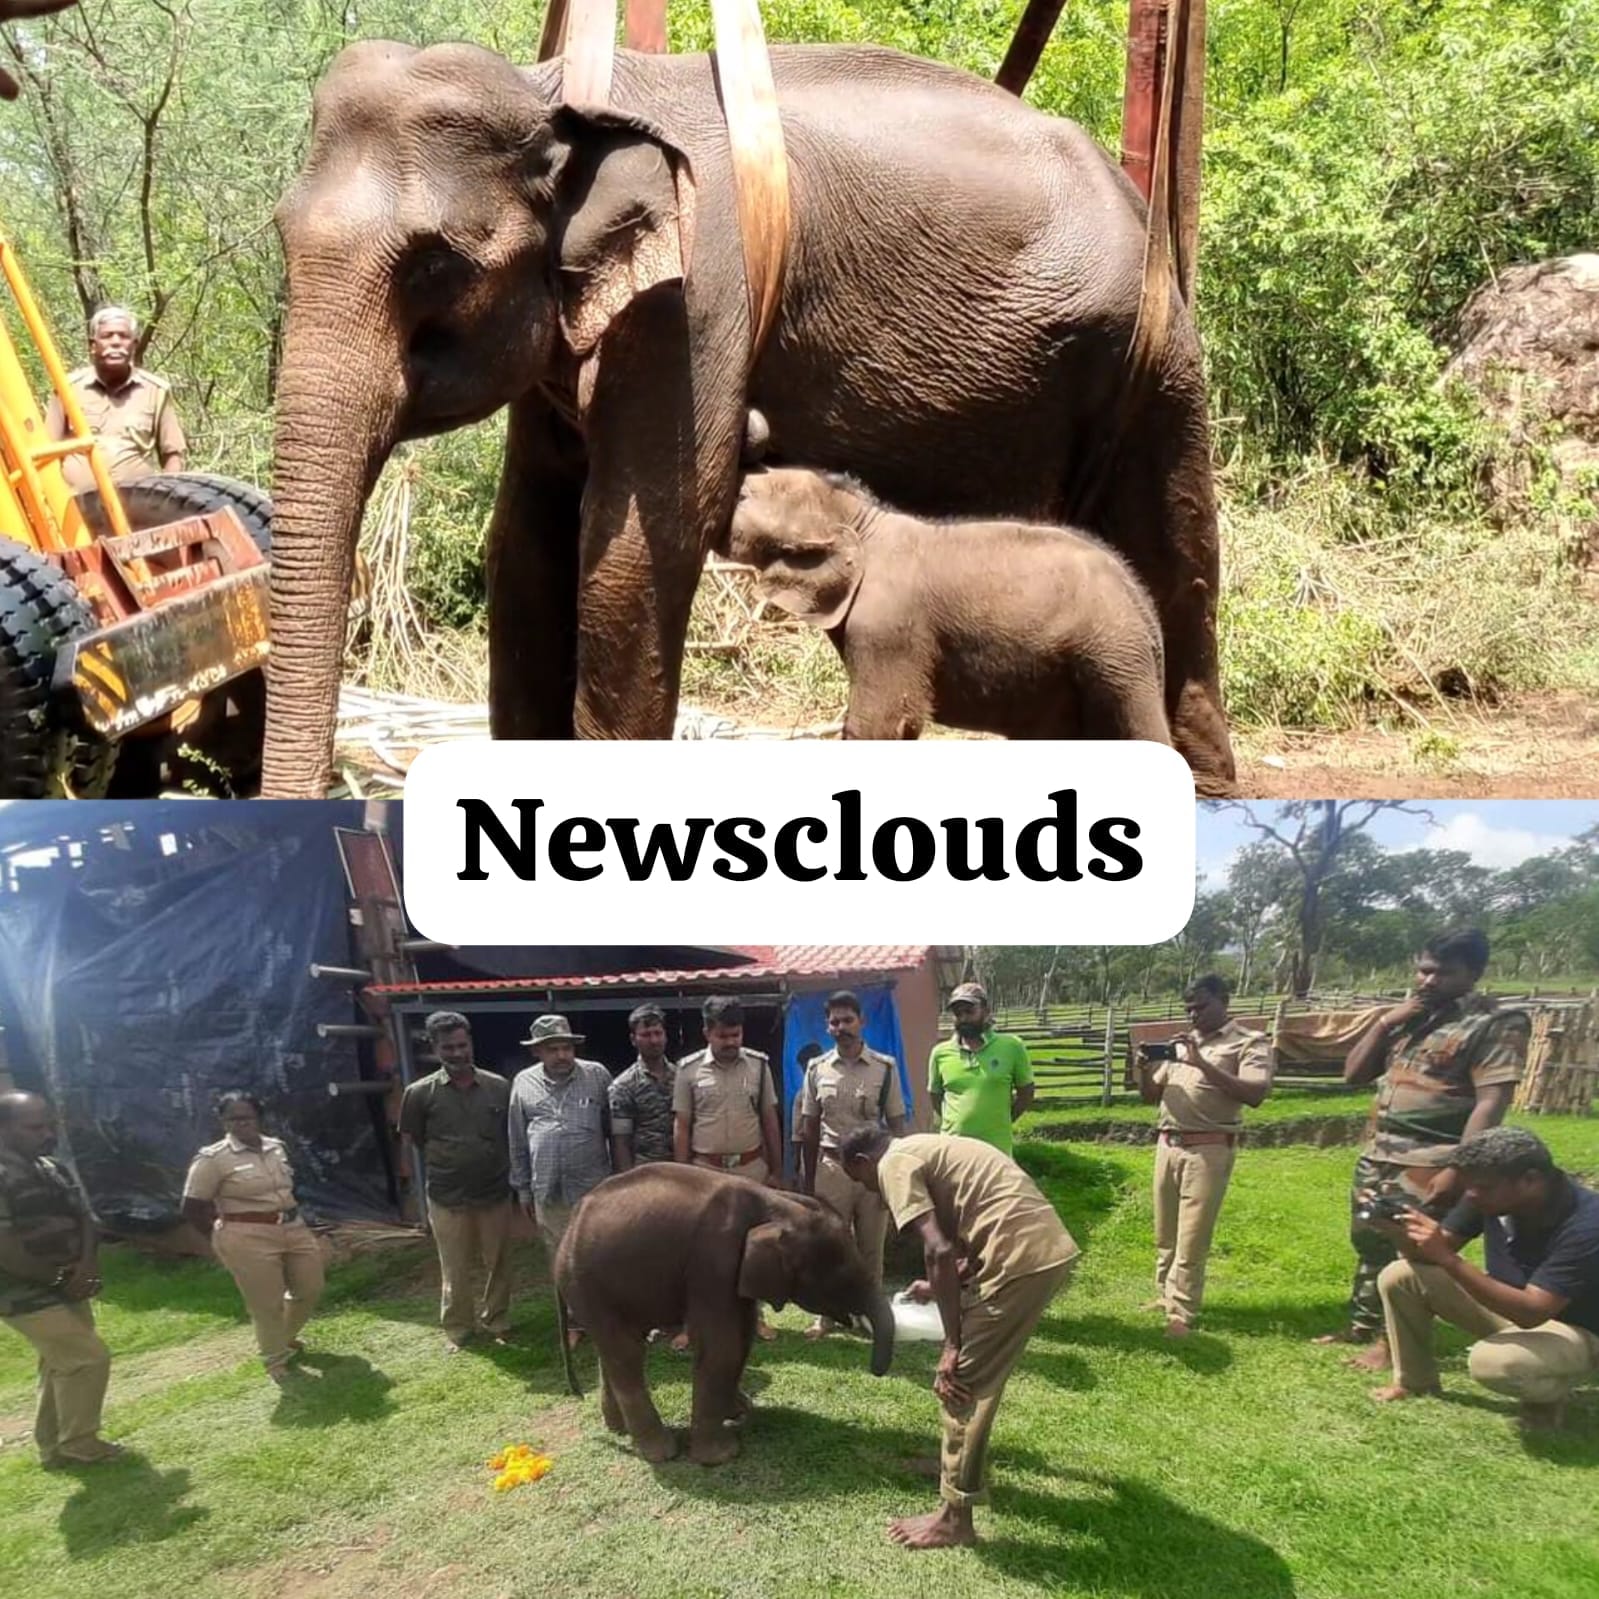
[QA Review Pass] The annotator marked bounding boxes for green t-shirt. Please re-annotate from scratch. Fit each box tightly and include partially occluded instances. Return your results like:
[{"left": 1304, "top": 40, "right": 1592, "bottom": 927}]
[{"left": 927, "top": 1028, "right": 1033, "bottom": 1156}]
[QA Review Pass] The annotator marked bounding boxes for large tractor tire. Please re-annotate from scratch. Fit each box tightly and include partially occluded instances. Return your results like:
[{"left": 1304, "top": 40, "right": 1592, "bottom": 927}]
[
  {"left": 77, "top": 473, "right": 273, "bottom": 799},
  {"left": 0, "top": 537, "right": 119, "bottom": 799}
]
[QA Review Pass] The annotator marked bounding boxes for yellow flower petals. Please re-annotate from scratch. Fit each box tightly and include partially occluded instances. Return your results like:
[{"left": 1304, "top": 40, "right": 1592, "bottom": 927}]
[{"left": 485, "top": 1443, "right": 553, "bottom": 1490}]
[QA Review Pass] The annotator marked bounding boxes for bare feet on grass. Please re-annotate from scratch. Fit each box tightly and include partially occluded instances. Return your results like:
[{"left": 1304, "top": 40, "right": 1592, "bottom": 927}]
[
  {"left": 888, "top": 1506, "right": 977, "bottom": 1549},
  {"left": 1341, "top": 1339, "right": 1392, "bottom": 1373},
  {"left": 1368, "top": 1383, "right": 1439, "bottom": 1403}
]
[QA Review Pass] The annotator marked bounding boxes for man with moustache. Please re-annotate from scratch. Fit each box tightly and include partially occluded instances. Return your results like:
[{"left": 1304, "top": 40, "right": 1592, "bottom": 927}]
[
  {"left": 798, "top": 990, "right": 907, "bottom": 1339},
  {"left": 608, "top": 1004, "right": 679, "bottom": 1170},
  {"left": 508, "top": 1014, "right": 614, "bottom": 1347},
  {"left": 675, "top": 995, "right": 784, "bottom": 1340},
  {"left": 399, "top": 1010, "right": 514, "bottom": 1353},
  {"left": 45, "top": 306, "right": 186, "bottom": 492}
]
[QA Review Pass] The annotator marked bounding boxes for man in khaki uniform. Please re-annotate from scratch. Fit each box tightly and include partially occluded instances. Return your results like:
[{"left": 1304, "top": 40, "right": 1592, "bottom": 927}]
[
  {"left": 0, "top": 1092, "right": 123, "bottom": 1468},
  {"left": 799, "top": 990, "right": 907, "bottom": 1339},
  {"left": 399, "top": 1011, "right": 515, "bottom": 1353},
  {"left": 182, "top": 1094, "right": 325, "bottom": 1382},
  {"left": 675, "top": 995, "right": 783, "bottom": 1340},
  {"left": 44, "top": 307, "right": 186, "bottom": 493},
  {"left": 1133, "top": 973, "right": 1274, "bottom": 1339},
  {"left": 841, "top": 1127, "right": 1078, "bottom": 1550}
]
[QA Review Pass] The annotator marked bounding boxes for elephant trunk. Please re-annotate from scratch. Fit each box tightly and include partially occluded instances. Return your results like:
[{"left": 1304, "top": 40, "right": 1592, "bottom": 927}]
[
  {"left": 866, "top": 1292, "right": 896, "bottom": 1376},
  {"left": 262, "top": 295, "right": 402, "bottom": 799}
]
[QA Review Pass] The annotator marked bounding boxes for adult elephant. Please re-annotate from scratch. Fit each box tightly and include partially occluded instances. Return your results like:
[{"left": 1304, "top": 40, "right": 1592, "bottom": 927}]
[
  {"left": 553, "top": 1162, "right": 894, "bottom": 1464},
  {"left": 264, "top": 39, "right": 1234, "bottom": 795}
]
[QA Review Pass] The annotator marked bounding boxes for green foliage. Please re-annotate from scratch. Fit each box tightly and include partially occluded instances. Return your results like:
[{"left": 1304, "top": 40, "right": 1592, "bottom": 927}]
[
  {"left": 0, "top": 0, "right": 1592, "bottom": 702},
  {"left": 976, "top": 815, "right": 1599, "bottom": 1007},
  {"left": 1200, "top": 0, "right": 1599, "bottom": 500}
]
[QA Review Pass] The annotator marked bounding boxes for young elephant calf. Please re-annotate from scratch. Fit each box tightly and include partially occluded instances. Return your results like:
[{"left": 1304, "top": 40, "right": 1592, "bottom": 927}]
[{"left": 726, "top": 466, "right": 1172, "bottom": 742}]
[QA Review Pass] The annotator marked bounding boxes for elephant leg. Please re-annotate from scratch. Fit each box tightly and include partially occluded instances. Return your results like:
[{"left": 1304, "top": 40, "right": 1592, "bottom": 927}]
[
  {"left": 598, "top": 1365, "right": 627, "bottom": 1434},
  {"left": 573, "top": 293, "right": 744, "bottom": 739},
  {"left": 1088, "top": 372, "right": 1235, "bottom": 794},
  {"left": 485, "top": 395, "right": 586, "bottom": 739},
  {"left": 1072, "top": 658, "right": 1174, "bottom": 745},
  {"left": 591, "top": 1327, "right": 676, "bottom": 1462},
  {"left": 688, "top": 1305, "right": 754, "bottom": 1465},
  {"left": 840, "top": 642, "right": 929, "bottom": 740}
]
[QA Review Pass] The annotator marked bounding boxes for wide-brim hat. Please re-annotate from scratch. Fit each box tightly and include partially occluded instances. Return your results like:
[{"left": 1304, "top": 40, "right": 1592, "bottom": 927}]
[
  {"left": 948, "top": 981, "right": 988, "bottom": 1008},
  {"left": 520, "top": 1014, "right": 585, "bottom": 1047}
]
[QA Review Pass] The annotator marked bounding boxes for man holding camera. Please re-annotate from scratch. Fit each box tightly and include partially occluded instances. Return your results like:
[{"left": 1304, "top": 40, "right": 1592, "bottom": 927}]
[
  {"left": 1317, "top": 929, "right": 1527, "bottom": 1370},
  {"left": 1133, "top": 974, "right": 1274, "bottom": 1338},
  {"left": 1365, "top": 1127, "right": 1599, "bottom": 1430}
]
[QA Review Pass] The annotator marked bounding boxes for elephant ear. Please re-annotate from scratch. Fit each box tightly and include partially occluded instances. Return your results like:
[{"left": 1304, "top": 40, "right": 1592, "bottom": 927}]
[
  {"left": 755, "top": 528, "right": 864, "bottom": 631},
  {"left": 544, "top": 103, "right": 697, "bottom": 358},
  {"left": 737, "top": 1220, "right": 793, "bottom": 1309}
]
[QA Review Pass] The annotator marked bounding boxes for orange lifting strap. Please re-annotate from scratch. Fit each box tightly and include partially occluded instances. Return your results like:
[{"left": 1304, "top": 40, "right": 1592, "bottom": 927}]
[{"left": 537, "top": 0, "right": 791, "bottom": 364}]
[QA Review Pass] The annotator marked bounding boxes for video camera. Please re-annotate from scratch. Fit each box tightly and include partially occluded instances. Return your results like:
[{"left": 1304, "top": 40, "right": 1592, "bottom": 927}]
[{"left": 1354, "top": 1190, "right": 1413, "bottom": 1226}]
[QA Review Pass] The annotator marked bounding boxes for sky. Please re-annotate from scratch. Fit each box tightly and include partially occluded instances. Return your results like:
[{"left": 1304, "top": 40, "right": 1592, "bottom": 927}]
[{"left": 1195, "top": 800, "right": 1599, "bottom": 889}]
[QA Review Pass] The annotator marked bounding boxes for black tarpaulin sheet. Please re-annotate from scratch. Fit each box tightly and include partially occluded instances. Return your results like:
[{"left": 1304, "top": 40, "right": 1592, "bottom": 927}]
[{"left": 0, "top": 801, "right": 392, "bottom": 1230}]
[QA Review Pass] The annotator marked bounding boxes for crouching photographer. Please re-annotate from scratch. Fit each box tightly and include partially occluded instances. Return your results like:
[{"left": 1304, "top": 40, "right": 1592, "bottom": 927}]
[{"left": 1365, "top": 1127, "right": 1599, "bottom": 1431}]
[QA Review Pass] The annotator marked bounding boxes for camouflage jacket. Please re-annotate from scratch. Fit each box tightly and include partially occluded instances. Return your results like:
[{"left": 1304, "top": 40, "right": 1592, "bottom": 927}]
[
  {"left": 0, "top": 1148, "right": 91, "bottom": 1317},
  {"left": 608, "top": 1058, "right": 679, "bottom": 1163},
  {"left": 1364, "top": 993, "right": 1529, "bottom": 1166}
]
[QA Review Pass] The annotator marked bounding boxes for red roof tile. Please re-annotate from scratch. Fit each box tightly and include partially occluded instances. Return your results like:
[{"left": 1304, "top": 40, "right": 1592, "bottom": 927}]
[{"left": 368, "top": 945, "right": 930, "bottom": 997}]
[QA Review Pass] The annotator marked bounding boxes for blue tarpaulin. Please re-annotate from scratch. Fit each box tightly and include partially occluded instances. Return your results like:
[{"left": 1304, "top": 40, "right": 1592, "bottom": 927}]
[{"left": 0, "top": 801, "right": 387, "bottom": 1229}]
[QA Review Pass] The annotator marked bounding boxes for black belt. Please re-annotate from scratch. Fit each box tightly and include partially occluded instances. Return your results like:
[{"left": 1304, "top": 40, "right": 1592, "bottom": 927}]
[{"left": 223, "top": 1206, "right": 300, "bottom": 1224}]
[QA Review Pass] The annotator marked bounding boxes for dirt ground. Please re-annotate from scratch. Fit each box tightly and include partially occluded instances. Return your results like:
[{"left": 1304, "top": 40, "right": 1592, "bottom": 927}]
[
  {"left": 1233, "top": 690, "right": 1599, "bottom": 797},
  {"left": 333, "top": 685, "right": 1598, "bottom": 799}
]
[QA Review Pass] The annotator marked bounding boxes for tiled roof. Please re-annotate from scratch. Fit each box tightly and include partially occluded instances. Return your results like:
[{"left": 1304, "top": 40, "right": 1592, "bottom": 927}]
[{"left": 368, "top": 945, "right": 930, "bottom": 996}]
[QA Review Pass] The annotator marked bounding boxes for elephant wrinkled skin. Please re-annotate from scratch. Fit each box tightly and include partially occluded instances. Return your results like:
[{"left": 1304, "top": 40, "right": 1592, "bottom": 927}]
[
  {"left": 728, "top": 465, "right": 1173, "bottom": 743},
  {"left": 265, "top": 40, "right": 1234, "bottom": 795},
  {"left": 554, "top": 1163, "right": 894, "bottom": 1465}
]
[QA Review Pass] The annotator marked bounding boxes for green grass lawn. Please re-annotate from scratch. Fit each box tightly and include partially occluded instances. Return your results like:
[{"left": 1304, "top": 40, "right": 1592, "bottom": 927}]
[{"left": 4, "top": 1117, "right": 1598, "bottom": 1599}]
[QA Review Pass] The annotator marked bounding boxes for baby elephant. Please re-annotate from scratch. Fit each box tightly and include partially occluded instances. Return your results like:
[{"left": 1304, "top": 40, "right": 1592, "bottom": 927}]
[{"left": 726, "top": 466, "right": 1172, "bottom": 742}]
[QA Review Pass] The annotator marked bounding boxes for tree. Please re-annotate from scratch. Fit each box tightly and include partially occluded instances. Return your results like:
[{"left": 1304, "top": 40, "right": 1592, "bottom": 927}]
[{"left": 1217, "top": 801, "right": 1431, "bottom": 997}]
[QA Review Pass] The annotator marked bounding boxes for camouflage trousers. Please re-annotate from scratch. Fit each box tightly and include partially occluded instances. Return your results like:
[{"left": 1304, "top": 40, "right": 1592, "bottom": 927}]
[{"left": 1344, "top": 1153, "right": 1449, "bottom": 1335}]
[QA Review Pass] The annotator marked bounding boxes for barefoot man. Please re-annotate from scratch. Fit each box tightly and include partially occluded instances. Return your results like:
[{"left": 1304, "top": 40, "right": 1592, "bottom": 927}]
[
  {"left": 841, "top": 1127, "right": 1078, "bottom": 1550},
  {"left": 1365, "top": 1128, "right": 1599, "bottom": 1432}
]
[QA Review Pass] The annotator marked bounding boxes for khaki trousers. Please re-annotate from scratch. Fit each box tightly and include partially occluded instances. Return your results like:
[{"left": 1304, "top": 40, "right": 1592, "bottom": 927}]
[
  {"left": 428, "top": 1196, "right": 513, "bottom": 1343},
  {"left": 3, "top": 1300, "right": 111, "bottom": 1462},
  {"left": 940, "top": 1258, "right": 1073, "bottom": 1509},
  {"left": 1379, "top": 1258, "right": 1599, "bottom": 1402},
  {"left": 1153, "top": 1138, "right": 1236, "bottom": 1325},
  {"left": 815, "top": 1153, "right": 888, "bottom": 1290},
  {"left": 212, "top": 1219, "right": 326, "bottom": 1372}
]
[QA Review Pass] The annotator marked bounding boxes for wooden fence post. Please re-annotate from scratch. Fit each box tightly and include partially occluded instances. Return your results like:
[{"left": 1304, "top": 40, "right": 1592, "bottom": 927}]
[{"left": 1101, "top": 1003, "right": 1116, "bottom": 1106}]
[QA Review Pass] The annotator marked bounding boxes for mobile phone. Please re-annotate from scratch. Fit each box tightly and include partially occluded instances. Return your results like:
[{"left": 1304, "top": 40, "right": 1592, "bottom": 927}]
[{"left": 1142, "top": 1041, "right": 1181, "bottom": 1062}]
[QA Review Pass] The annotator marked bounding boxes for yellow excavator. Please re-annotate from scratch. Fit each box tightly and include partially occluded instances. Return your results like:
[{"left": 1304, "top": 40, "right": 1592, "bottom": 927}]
[{"left": 0, "top": 231, "right": 272, "bottom": 798}]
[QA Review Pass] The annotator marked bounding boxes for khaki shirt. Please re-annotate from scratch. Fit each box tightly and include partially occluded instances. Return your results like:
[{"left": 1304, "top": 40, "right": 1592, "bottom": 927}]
[
  {"left": 878, "top": 1133, "right": 1078, "bottom": 1302},
  {"left": 45, "top": 366, "right": 186, "bottom": 492},
  {"left": 800, "top": 1045, "right": 905, "bottom": 1151},
  {"left": 1153, "top": 1020, "right": 1275, "bottom": 1133},
  {"left": 183, "top": 1134, "right": 297, "bottom": 1215},
  {"left": 673, "top": 1048, "right": 776, "bottom": 1155}
]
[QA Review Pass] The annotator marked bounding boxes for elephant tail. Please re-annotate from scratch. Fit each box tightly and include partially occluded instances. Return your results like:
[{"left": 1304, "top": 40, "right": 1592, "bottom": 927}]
[{"left": 555, "top": 1291, "right": 582, "bottom": 1397}]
